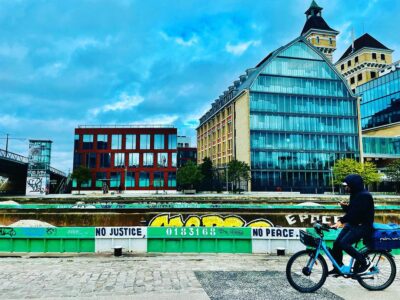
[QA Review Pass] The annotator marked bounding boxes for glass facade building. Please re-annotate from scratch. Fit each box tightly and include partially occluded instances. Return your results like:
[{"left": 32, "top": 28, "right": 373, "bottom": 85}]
[
  {"left": 357, "top": 68, "right": 400, "bottom": 130},
  {"left": 363, "top": 137, "right": 400, "bottom": 158}
]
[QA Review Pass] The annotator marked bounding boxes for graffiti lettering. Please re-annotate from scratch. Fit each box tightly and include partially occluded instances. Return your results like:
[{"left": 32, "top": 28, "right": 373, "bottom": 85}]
[
  {"left": 0, "top": 228, "right": 16, "bottom": 237},
  {"left": 27, "top": 177, "right": 45, "bottom": 193},
  {"left": 285, "top": 214, "right": 341, "bottom": 225},
  {"left": 149, "top": 214, "right": 273, "bottom": 227}
]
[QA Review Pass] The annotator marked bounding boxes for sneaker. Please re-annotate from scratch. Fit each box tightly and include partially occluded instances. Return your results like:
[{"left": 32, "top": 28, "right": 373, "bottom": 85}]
[
  {"left": 354, "top": 260, "right": 370, "bottom": 274},
  {"left": 328, "top": 268, "right": 340, "bottom": 276}
]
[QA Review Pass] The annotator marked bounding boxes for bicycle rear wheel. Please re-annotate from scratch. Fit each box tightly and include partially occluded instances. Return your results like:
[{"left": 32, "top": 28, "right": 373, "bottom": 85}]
[
  {"left": 357, "top": 250, "right": 396, "bottom": 291},
  {"left": 286, "top": 249, "right": 328, "bottom": 293}
]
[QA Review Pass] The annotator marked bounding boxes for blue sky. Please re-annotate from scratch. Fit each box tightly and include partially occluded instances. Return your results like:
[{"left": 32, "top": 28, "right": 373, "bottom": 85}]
[{"left": 0, "top": 0, "right": 399, "bottom": 172}]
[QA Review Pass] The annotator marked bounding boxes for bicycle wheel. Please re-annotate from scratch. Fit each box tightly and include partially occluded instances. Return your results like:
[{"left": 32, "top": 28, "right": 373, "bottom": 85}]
[
  {"left": 286, "top": 249, "right": 328, "bottom": 293},
  {"left": 357, "top": 250, "right": 397, "bottom": 291}
]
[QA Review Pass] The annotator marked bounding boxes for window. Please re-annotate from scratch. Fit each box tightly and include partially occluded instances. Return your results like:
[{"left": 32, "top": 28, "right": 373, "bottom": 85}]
[
  {"left": 341, "top": 64, "right": 344, "bottom": 70},
  {"left": 97, "top": 134, "right": 108, "bottom": 149},
  {"left": 128, "top": 153, "right": 139, "bottom": 167},
  {"left": 347, "top": 60, "right": 351, "bottom": 67},
  {"left": 110, "top": 172, "right": 121, "bottom": 188},
  {"left": 372, "top": 53, "right": 377, "bottom": 59},
  {"left": 95, "top": 172, "right": 106, "bottom": 188},
  {"left": 111, "top": 134, "right": 122, "bottom": 150},
  {"left": 168, "top": 134, "right": 177, "bottom": 149},
  {"left": 154, "top": 134, "right": 165, "bottom": 149},
  {"left": 83, "top": 134, "right": 93, "bottom": 150},
  {"left": 139, "top": 172, "right": 150, "bottom": 187},
  {"left": 85, "top": 153, "right": 96, "bottom": 168},
  {"left": 370, "top": 71, "right": 377, "bottom": 79},
  {"left": 73, "top": 153, "right": 82, "bottom": 168},
  {"left": 357, "top": 73, "right": 363, "bottom": 81},
  {"left": 126, "top": 172, "right": 135, "bottom": 188},
  {"left": 157, "top": 153, "right": 168, "bottom": 167},
  {"left": 74, "top": 134, "right": 80, "bottom": 150},
  {"left": 140, "top": 134, "right": 151, "bottom": 149},
  {"left": 126, "top": 134, "right": 136, "bottom": 149},
  {"left": 355, "top": 56, "right": 358, "bottom": 63},
  {"left": 114, "top": 153, "right": 125, "bottom": 168},
  {"left": 316, "top": 36, "right": 320, "bottom": 44},
  {"left": 168, "top": 172, "right": 176, "bottom": 187},
  {"left": 171, "top": 153, "right": 177, "bottom": 167},
  {"left": 381, "top": 53, "right": 385, "bottom": 60},
  {"left": 143, "top": 153, "right": 154, "bottom": 167},
  {"left": 329, "top": 38, "right": 332, "bottom": 45},
  {"left": 153, "top": 172, "right": 164, "bottom": 187},
  {"left": 100, "top": 153, "right": 111, "bottom": 168},
  {"left": 350, "top": 77, "right": 355, "bottom": 84}
]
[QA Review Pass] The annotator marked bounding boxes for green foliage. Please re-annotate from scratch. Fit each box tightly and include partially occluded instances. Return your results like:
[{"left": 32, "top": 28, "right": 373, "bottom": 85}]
[
  {"left": 177, "top": 160, "right": 203, "bottom": 190},
  {"left": 227, "top": 159, "right": 250, "bottom": 193},
  {"left": 386, "top": 159, "right": 400, "bottom": 193},
  {"left": 71, "top": 166, "right": 92, "bottom": 194},
  {"left": 333, "top": 158, "right": 382, "bottom": 186},
  {"left": 199, "top": 157, "right": 214, "bottom": 191}
]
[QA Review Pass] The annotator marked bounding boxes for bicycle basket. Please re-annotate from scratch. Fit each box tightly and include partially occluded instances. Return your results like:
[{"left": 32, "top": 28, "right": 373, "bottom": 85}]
[{"left": 299, "top": 230, "right": 320, "bottom": 248}]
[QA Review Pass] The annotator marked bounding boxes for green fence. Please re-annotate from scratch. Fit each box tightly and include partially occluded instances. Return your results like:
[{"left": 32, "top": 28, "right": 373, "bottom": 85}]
[
  {"left": 147, "top": 227, "right": 252, "bottom": 253},
  {"left": 0, "top": 227, "right": 95, "bottom": 253}
]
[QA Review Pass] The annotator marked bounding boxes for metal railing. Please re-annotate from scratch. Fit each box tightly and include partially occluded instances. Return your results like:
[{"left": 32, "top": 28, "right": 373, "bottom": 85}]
[
  {"left": 50, "top": 166, "right": 67, "bottom": 177},
  {"left": 0, "top": 149, "right": 28, "bottom": 164},
  {"left": 77, "top": 125, "right": 175, "bottom": 129}
]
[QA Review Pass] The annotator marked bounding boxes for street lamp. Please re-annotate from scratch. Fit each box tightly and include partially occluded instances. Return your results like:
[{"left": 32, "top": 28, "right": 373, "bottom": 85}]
[{"left": 329, "top": 167, "right": 334, "bottom": 194}]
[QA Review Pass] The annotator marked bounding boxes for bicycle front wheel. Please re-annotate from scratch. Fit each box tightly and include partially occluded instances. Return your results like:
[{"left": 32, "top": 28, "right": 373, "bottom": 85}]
[
  {"left": 357, "top": 250, "right": 397, "bottom": 291},
  {"left": 286, "top": 249, "right": 328, "bottom": 293}
]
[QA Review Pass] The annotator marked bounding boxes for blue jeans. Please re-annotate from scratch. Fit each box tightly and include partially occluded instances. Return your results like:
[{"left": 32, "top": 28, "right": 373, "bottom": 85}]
[{"left": 331, "top": 224, "right": 372, "bottom": 266}]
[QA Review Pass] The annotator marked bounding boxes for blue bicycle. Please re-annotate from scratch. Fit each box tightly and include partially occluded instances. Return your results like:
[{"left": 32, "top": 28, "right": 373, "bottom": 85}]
[{"left": 286, "top": 221, "right": 397, "bottom": 293}]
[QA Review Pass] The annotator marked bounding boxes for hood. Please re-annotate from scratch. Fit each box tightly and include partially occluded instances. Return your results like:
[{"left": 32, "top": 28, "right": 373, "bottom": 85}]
[{"left": 343, "top": 174, "right": 365, "bottom": 193}]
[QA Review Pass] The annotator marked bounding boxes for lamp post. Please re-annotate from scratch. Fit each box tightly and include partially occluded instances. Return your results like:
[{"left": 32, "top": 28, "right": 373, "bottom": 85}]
[
  {"left": 226, "top": 166, "right": 229, "bottom": 193},
  {"left": 330, "top": 167, "right": 334, "bottom": 194},
  {"left": 124, "top": 166, "right": 127, "bottom": 193}
]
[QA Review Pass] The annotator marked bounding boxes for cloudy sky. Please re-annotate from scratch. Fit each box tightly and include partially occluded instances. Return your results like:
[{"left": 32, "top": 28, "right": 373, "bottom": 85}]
[{"left": 1, "top": 0, "right": 399, "bottom": 173}]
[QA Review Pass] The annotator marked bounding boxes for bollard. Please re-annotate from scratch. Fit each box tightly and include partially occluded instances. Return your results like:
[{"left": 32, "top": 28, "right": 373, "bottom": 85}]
[
  {"left": 276, "top": 247, "right": 285, "bottom": 256},
  {"left": 114, "top": 246, "right": 122, "bottom": 257}
]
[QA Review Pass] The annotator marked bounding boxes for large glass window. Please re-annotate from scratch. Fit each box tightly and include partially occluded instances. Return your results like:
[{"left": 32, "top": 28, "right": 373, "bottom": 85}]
[
  {"left": 157, "top": 153, "right": 168, "bottom": 167},
  {"left": 95, "top": 172, "right": 107, "bottom": 188},
  {"left": 153, "top": 172, "right": 164, "bottom": 187},
  {"left": 168, "top": 172, "right": 176, "bottom": 187},
  {"left": 139, "top": 172, "right": 150, "bottom": 187},
  {"left": 114, "top": 153, "right": 125, "bottom": 168},
  {"left": 85, "top": 153, "right": 96, "bottom": 168},
  {"left": 143, "top": 153, "right": 154, "bottom": 167},
  {"left": 97, "top": 134, "right": 108, "bottom": 149},
  {"left": 100, "top": 153, "right": 111, "bottom": 168},
  {"left": 168, "top": 134, "right": 177, "bottom": 149},
  {"left": 112, "top": 134, "right": 122, "bottom": 150},
  {"left": 171, "top": 153, "right": 177, "bottom": 167},
  {"left": 128, "top": 153, "right": 139, "bottom": 167},
  {"left": 126, "top": 172, "right": 135, "bottom": 188},
  {"left": 126, "top": 134, "right": 136, "bottom": 149},
  {"left": 73, "top": 153, "right": 82, "bottom": 168},
  {"left": 154, "top": 134, "right": 165, "bottom": 149},
  {"left": 110, "top": 172, "right": 121, "bottom": 188},
  {"left": 83, "top": 134, "right": 93, "bottom": 150},
  {"left": 140, "top": 134, "right": 151, "bottom": 149}
]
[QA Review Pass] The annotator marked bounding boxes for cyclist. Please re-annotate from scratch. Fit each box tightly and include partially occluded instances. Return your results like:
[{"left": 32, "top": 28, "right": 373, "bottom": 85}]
[{"left": 329, "top": 174, "right": 375, "bottom": 275}]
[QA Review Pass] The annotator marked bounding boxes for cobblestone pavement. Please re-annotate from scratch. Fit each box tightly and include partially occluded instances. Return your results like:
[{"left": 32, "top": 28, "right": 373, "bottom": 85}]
[{"left": 0, "top": 254, "right": 399, "bottom": 299}]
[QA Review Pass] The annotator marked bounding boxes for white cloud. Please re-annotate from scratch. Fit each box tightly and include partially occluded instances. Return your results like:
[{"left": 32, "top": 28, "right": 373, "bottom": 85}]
[
  {"left": 177, "top": 84, "right": 196, "bottom": 96},
  {"left": 0, "top": 43, "right": 28, "bottom": 60},
  {"left": 90, "top": 93, "right": 144, "bottom": 116},
  {"left": 160, "top": 31, "right": 199, "bottom": 47},
  {"left": 225, "top": 40, "right": 261, "bottom": 56},
  {"left": 130, "top": 114, "right": 179, "bottom": 126}
]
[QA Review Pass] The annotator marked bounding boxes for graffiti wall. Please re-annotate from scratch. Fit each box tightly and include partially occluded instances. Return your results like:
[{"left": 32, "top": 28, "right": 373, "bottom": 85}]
[{"left": 26, "top": 140, "right": 52, "bottom": 195}]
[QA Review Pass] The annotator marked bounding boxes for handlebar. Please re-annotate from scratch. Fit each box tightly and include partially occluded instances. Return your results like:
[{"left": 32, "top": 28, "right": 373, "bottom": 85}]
[{"left": 313, "top": 220, "right": 337, "bottom": 233}]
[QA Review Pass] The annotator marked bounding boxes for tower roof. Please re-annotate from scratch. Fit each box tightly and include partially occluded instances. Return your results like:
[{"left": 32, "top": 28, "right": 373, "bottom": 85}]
[
  {"left": 337, "top": 33, "right": 392, "bottom": 62},
  {"left": 301, "top": 1, "right": 338, "bottom": 36}
]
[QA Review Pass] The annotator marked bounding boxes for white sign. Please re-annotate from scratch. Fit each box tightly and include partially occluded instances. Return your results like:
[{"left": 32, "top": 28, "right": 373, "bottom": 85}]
[
  {"left": 251, "top": 227, "right": 302, "bottom": 240},
  {"left": 95, "top": 227, "right": 147, "bottom": 238}
]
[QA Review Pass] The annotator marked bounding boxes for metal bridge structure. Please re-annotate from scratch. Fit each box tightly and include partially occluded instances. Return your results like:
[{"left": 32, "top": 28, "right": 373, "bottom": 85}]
[{"left": 0, "top": 149, "right": 67, "bottom": 195}]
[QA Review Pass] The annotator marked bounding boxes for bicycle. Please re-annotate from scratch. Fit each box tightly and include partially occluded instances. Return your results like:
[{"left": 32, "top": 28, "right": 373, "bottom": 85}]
[{"left": 286, "top": 221, "right": 397, "bottom": 293}]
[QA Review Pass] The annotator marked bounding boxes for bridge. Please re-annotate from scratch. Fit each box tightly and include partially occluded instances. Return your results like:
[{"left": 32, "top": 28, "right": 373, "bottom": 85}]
[{"left": 0, "top": 149, "right": 67, "bottom": 195}]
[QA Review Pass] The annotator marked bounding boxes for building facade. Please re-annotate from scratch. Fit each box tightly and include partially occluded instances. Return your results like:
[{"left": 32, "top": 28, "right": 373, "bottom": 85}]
[
  {"left": 198, "top": 36, "right": 361, "bottom": 192},
  {"left": 335, "top": 33, "right": 393, "bottom": 91},
  {"left": 73, "top": 126, "right": 177, "bottom": 191},
  {"left": 177, "top": 136, "right": 197, "bottom": 168}
]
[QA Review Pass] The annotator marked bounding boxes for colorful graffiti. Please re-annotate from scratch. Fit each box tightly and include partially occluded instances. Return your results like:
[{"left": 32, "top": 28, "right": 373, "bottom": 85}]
[
  {"left": 285, "top": 214, "right": 341, "bottom": 225},
  {"left": 148, "top": 213, "right": 274, "bottom": 227}
]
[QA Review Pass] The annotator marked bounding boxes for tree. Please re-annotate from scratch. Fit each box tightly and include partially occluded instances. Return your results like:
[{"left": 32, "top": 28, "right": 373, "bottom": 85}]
[
  {"left": 71, "top": 166, "right": 92, "bottom": 194},
  {"left": 199, "top": 157, "right": 214, "bottom": 191},
  {"left": 177, "top": 161, "right": 203, "bottom": 190},
  {"left": 227, "top": 159, "right": 250, "bottom": 193},
  {"left": 385, "top": 159, "right": 400, "bottom": 193},
  {"left": 333, "top": 158, "right": 382, "bottom": 187}
]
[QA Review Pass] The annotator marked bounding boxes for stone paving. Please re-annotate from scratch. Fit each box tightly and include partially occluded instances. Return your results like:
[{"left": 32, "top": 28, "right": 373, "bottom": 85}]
[{"left": 0, "top": 253, "right": 399, "bottom": 299}]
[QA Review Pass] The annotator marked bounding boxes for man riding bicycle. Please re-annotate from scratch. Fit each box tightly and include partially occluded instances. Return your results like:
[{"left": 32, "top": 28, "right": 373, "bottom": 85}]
[{"left": 329, "top": 174, "right": 375, "bottom": 275}]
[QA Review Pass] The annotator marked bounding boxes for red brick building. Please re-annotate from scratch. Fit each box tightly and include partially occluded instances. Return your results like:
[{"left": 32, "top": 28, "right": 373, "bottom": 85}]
[{"left": 73, "top": 125, "right": 177, "bottom": 191}]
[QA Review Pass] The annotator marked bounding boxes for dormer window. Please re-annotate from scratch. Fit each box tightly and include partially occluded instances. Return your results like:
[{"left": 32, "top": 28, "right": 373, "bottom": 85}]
[
  {"left": 381, "top": 54, "right": 385, "bottom": 60},
  {"left": 372, "top": 53, "right": 377, "bottom": 60},
  {"left": 329, "top": 38, "right": 332, "bottom": 45},
  {"left": 316, "top": 36, "right": 320, "bottom": 44}
]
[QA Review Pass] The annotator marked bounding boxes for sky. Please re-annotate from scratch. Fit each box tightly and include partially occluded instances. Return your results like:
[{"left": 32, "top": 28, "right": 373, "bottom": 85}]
[{"left": 0, "top": 0, "right": 399, "bottom": 173}]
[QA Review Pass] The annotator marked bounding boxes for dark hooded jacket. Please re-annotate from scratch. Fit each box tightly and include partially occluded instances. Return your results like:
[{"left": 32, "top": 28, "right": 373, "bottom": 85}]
[{"left": 339, "top": 174, "right": 374, "bottom": 226}]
